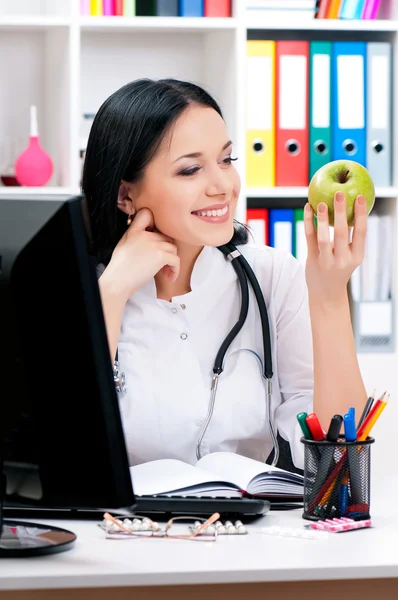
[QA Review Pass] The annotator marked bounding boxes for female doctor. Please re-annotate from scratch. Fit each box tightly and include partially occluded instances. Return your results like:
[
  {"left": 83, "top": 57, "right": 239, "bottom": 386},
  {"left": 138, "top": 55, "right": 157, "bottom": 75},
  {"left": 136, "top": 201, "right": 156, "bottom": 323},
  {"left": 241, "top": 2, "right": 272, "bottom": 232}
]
[{"left": 82, "top": 78, "right": 368, "bottom": 470}]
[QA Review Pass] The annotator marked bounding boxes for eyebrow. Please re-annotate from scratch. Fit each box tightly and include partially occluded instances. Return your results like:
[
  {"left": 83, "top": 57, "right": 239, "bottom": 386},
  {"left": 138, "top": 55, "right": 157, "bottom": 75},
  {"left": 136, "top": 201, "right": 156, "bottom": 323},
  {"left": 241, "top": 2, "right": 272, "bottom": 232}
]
[{"left": 173, "top": 140, "right": 233, "bottom": 163}]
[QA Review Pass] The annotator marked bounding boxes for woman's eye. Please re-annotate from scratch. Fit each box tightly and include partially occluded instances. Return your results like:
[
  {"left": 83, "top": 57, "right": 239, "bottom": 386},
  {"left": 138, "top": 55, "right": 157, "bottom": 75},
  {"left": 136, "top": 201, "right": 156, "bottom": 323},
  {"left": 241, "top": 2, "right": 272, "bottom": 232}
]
[
  {"left": 178, "top": 166, "right": 201, "bottom": 176},
  {"left": 222, "top": 156, "right": 238, "bottom": 165}
]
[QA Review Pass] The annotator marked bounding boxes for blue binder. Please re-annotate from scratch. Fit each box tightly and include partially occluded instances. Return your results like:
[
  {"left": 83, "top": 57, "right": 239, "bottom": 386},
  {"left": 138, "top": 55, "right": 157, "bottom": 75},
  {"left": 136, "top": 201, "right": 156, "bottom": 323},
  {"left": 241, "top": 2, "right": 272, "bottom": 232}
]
[
  {"left": 269, "top": 209, "right": 294, "bottom": 255},
  {"left": 331, "top": 41, "right": 366, "bottom": 166},
  {"left": 179, "top": 0, "right": 203, "bottom": 16}
]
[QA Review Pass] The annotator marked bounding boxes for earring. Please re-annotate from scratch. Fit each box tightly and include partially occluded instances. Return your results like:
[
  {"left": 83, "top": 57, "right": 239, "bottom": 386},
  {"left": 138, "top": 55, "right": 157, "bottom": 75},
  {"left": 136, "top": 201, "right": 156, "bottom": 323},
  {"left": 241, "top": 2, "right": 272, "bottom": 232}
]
[{"left": 127, "top": 214, "right": 134, "bottom": 226}]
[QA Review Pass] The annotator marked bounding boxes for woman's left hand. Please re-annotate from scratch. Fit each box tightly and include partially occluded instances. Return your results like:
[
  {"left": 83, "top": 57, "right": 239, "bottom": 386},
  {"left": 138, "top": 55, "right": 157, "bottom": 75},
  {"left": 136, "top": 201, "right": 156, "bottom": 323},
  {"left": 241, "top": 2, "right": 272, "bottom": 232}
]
[{"left": 304, "top": 191, "right": 367, "bottom": 305}]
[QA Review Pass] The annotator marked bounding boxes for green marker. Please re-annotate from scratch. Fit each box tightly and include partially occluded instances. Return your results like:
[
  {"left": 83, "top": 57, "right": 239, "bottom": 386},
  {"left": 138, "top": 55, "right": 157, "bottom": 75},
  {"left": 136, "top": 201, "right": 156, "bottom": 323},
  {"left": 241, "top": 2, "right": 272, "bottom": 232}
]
[{"left": 297, "top": 412, "right": 313, "bottom": 440}]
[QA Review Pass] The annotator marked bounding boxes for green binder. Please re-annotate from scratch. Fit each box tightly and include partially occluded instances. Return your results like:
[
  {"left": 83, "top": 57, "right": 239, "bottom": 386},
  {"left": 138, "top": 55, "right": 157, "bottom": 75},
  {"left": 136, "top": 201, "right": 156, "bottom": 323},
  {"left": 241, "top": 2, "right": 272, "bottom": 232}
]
[
  {"left": 293, "top": 208, "right": 307, "bottom": 267},
  {"left": 309, "top": 41, "right": 332, "bottom": 181}
]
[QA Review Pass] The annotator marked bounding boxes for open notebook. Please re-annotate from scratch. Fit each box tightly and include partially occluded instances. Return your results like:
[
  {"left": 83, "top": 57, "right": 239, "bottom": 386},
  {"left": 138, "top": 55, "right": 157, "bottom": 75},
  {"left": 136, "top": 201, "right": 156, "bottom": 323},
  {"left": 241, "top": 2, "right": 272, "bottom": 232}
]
[{"left": 130, "top": 451, "right": 304, "bottom": 499}]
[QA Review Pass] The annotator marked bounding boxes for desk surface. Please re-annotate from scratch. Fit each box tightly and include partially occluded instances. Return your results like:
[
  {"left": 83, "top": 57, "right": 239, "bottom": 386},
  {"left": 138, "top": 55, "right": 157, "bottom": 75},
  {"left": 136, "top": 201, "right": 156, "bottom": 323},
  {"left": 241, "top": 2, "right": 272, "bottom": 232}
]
[{"left": 1, "top": 475, "right": 397, "bottom": 592}]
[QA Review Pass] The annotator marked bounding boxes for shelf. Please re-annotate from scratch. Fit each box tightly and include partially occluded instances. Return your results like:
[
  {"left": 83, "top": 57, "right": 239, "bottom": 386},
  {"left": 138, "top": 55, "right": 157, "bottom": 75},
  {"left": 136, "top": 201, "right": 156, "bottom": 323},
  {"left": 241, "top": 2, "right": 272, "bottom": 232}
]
[
  {"left": 245, "top": 18, "right": 398, "bottom": 32},
  {"left": 0, "top": 186, "right": 80, "bottom": 196},
  {"left": 0, "top": 16, "right": 71, "bottom": 31},
  {"left": 79, "top": 16, "right": 237, "bottom": 33},
  {"left": 245, "top": 187, "right": 398, "bottom": 199}
]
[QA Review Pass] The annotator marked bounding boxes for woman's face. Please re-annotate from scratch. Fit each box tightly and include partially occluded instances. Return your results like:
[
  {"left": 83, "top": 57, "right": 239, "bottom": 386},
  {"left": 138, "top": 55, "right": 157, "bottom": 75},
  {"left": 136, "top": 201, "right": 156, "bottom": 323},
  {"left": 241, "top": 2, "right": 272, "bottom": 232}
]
[{"left": 124, "top": 105, "right": 241, "bottom": 247}]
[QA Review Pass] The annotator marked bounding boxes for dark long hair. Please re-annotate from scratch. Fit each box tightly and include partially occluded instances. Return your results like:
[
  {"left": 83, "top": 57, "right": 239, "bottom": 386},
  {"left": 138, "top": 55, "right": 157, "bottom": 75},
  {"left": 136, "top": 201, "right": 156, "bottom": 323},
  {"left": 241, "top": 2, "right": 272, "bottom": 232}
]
[{"left": 82, "top": 78, "right": 248, "bottom": 264}]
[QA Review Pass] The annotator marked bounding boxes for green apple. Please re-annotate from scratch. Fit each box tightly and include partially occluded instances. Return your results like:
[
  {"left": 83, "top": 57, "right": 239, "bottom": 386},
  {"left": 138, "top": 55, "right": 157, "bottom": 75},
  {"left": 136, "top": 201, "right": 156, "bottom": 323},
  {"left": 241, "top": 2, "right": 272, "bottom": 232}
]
[{"left": 308, "top": 159, "right": 375, "bottom": 227}]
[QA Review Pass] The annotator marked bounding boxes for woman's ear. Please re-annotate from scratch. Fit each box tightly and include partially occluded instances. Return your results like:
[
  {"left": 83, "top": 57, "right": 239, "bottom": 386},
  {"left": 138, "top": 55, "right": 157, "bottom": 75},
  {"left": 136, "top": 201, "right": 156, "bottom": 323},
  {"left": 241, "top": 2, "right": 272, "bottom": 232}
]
[{"left": 117, "top": 181, "right": 135, "bottom": 216}]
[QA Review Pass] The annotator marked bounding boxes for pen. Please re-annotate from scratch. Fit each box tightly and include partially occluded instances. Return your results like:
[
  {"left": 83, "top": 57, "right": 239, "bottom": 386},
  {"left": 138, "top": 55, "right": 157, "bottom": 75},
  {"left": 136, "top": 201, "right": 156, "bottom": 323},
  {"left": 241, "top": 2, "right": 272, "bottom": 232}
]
[
  {"left": 358, "top": 394, "right": 389, "bottom": 442},
  {"left": 339, "top": 472, "right": 349, "bottom": 516},
  {"left": 357, "top": 392, "right": 375, "bottom": 429},
  {"left": 343, "top": 412, "right": 361, "bottom": 504},
  {"left": 326, "top": 415, "right": 343, "bottom": 442},
  {"left": 357, "top": 391, "right": 386, "bottom": 439},
  {"left": 305, "top": 413, "right": 326, "bottom": 441}
]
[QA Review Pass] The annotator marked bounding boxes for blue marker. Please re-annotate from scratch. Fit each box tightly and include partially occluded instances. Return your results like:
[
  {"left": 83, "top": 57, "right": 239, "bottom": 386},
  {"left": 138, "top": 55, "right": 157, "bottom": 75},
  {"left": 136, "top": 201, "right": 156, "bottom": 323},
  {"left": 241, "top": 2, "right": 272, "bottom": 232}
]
[
  {"left": 339, "top": 481, "right": 349, "bottom": 516},
  {"left": 343, "top": 413, "right": 357, "bottom": 442}
]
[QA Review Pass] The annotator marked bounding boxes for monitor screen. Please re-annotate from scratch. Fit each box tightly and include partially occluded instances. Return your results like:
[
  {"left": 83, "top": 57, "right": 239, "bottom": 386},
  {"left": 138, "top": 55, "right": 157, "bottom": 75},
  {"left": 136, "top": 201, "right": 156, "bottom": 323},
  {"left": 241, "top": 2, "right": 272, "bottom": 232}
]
[{"left": 0, "top": 194, "right": 135, "bottom": 512}]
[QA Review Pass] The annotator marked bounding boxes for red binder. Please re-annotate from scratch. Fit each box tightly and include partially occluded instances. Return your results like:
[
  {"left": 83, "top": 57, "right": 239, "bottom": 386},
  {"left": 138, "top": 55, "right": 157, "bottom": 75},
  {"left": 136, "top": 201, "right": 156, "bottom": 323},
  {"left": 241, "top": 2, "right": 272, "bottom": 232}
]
[
  {"left": 275, "top": 41, "right": 309, "bottom": 186},
  {"left": 246, "top": 209, "right": 269, "bottom": 246},
  {"left": 204, "top": 0, "right": 231, "bottom": 17}
]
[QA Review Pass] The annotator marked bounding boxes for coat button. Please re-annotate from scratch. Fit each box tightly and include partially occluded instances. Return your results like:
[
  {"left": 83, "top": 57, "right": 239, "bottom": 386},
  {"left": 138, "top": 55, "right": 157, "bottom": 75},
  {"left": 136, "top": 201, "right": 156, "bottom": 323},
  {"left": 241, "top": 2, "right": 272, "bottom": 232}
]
[
  {"left": 171, "top": 307, "right": 178, "bottom": 314},
  {"left": 180, "top": 333, "right": 188, "bottom": 340},
  {"left": 180, "top": 304, "right": 186, "bottom": 310}
]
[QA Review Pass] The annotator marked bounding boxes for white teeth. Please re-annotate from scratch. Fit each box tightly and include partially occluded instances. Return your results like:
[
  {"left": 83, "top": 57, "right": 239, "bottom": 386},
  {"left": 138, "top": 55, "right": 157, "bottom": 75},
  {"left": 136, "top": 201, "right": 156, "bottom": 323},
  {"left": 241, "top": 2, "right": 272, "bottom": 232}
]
[{"left": 195, "top": 205, "right": 228, "bottom": 218}]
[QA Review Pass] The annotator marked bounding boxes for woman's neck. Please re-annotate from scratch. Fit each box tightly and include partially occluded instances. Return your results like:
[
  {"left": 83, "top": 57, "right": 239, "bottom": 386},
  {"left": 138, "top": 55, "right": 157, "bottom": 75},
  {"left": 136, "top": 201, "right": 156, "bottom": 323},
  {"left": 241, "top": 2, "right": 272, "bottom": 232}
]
[{"left": 154, "top": 241, "right": 204, "bottom": 302}]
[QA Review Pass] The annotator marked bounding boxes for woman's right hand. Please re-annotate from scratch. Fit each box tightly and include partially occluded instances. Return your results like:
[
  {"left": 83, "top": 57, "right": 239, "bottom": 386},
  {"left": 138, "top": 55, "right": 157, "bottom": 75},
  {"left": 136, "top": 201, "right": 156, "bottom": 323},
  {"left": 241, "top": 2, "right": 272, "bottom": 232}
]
[{"left": 100, "top": 208, "right": 180, "bottom": 302}]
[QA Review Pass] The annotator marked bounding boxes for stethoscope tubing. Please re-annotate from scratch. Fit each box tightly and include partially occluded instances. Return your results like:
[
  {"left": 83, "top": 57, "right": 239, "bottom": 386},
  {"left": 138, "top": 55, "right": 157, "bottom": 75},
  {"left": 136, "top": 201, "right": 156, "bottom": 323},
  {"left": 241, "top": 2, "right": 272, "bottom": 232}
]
[{"left": 196, "top": 244, "right": 279, "bottom": 465}]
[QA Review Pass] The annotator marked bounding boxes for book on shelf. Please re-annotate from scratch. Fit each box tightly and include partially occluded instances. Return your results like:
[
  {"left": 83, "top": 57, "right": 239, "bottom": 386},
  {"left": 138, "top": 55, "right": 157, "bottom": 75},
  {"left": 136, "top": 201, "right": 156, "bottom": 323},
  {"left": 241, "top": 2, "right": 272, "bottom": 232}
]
[{"left": 130, "top": 451, "right": 304, "bottom": 499}]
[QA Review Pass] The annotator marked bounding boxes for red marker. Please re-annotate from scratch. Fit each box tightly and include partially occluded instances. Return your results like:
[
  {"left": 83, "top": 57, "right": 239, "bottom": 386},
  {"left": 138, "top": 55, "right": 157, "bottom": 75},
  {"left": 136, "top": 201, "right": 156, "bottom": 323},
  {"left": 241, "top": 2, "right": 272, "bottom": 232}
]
[{"left": 305, "top": 413, "right": 326, "bottom": 441}]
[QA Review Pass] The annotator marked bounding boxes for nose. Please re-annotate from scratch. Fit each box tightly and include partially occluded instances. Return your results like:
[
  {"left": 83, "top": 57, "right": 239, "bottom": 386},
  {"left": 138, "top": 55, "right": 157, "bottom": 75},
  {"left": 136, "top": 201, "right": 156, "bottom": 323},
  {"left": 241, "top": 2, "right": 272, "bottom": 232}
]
[{"left": 205, "top": 164, "right": 234, "bottom": 197}]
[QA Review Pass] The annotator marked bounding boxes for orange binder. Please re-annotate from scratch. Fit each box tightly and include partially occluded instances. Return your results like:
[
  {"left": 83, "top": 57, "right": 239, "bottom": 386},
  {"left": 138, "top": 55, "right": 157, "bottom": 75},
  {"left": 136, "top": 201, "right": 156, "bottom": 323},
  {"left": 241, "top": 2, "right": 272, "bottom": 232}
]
[
  {"left": 275, "top": 40, "right": 309, "bottom": 186},
  {"left": 327, "top": 0, "right": 342, "bottom": 18}
]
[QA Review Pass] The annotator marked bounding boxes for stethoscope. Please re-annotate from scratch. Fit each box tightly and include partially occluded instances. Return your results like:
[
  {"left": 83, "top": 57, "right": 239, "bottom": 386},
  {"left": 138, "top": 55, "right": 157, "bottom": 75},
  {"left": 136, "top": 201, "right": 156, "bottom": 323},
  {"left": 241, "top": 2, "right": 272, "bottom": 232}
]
[{"left": 196, "top": 243, "right": 279, "bottom": 466}]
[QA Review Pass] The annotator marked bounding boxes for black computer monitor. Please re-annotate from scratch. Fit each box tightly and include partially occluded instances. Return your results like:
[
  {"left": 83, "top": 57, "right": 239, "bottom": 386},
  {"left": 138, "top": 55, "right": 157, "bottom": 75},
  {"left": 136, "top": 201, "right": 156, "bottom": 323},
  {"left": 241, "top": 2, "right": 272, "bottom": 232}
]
[{"left": 0, "top": 194, "right": 136, "bottom": 556}]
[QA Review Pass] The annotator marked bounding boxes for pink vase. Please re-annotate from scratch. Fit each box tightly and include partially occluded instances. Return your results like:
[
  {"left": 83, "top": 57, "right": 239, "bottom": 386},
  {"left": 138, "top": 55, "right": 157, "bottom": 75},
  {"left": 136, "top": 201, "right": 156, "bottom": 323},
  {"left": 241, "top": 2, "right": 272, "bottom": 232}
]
[{"left": 15, "top": 106, "right": 53, "bottom": 187}]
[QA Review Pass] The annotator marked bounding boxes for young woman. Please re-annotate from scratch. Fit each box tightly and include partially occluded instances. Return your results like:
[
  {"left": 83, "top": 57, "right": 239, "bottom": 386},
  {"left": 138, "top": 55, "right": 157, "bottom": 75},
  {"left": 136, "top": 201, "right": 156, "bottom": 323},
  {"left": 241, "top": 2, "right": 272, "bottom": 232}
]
[{"left": 82, "top": 78, "right": 368, "bottom": 470}]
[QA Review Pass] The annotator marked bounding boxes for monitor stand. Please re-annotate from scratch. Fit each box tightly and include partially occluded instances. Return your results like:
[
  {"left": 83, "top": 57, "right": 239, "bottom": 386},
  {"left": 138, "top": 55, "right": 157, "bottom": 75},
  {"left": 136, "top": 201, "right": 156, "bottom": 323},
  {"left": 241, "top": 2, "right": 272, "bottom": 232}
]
[
  {"left": 0, "top": 474, "right": 76, "bottom": 557},
  {"left": 0, "top": 519, "right": 77, "bottom": 557}
]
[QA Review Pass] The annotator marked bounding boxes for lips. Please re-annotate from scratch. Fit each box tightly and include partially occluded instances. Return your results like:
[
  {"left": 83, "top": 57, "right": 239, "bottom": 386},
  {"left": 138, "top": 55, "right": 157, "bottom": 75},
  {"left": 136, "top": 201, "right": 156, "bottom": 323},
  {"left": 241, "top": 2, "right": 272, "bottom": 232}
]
[{"left": 191, "top": 202, "right": 229, "bottom": 214}]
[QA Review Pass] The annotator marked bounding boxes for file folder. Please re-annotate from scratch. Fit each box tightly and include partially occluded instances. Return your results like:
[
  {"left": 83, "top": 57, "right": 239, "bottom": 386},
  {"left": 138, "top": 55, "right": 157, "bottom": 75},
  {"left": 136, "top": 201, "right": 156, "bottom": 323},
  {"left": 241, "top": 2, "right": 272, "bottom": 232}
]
[
  {"left": 293, "top": 208, "right": 307, "bottom": 267},
  {"left": 90, "top": 0, "right": 103, "bottom": 15},
  {"left": 316, "top": 0, "right": 332, "bottom": 18},
  {"left": 361, "top": 213, "right": 380, "bottom": 302},
  {"left": 276, "top": 41, "right": 309, "bottom": 186},
  {"left": 136, "top": 0, "right": 155, "bottom": 14},
  {"left": 269, "top": 209, "right": 294, "bottom": 254},
  {"left": 124, "top": 0, "right": 136, "bottom": 15},
  {"left": 115, "top": 0, "right": 124, "bottom": 15},
  {"left": 309, "top": 41, "right": 332, "bottom": 180},
  {"left": 378, "top": 215, "right": 393, "bottom": 302},
  {"left": 339, "top": 0, "right": 365, "bottom": 19},
  {"left": 362, "top": 0, "right": 381, "bottom": 19},
  {"left": 157, "top": 0, "right": 179, "bottom": 14},
  {"left": 332, "top": 42, "right": 366, "bottom": 166},
  {"left": 204, "top": 0, "right": 230, "bottom": 16},
  {"left": 352, "top": 300, "right": 394, "bottom": 353},
  {"left": 327, "top": 0, "right": 342, "bottom": 17},
  {"left": 179, "top": 0, "right": 204, "bottom": 15},
  {"left": 246, "top": 40, "right": 276, "bottom": 188},
  {"left": 246, "top": 208, "right": 269, "bottom": 246},
  {"left": 366, "top": 42, "right": 392, "bottom": 187}
]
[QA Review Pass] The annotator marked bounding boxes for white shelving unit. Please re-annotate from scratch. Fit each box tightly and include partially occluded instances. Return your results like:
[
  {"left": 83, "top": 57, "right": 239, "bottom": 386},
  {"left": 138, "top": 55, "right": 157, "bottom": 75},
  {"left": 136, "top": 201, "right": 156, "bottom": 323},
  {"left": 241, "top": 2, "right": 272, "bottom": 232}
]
[{"left": 0, "top": 0, "right": 397, "bottom": 468}]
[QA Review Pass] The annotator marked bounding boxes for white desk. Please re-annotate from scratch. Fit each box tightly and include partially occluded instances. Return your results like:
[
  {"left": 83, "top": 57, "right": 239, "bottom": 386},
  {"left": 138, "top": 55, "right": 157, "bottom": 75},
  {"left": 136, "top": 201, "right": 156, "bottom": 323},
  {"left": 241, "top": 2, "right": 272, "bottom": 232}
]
[{"left": 2, "top": 475, "right": 398, "bottom": 600}]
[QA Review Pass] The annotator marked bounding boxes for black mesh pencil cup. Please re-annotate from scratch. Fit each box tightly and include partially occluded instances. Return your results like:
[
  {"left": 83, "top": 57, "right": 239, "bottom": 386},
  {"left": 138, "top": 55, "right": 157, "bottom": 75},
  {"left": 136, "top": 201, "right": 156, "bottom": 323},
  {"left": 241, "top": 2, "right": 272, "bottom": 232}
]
[{"left": 301, "top": 437, "right": 374, "bottom": 521}]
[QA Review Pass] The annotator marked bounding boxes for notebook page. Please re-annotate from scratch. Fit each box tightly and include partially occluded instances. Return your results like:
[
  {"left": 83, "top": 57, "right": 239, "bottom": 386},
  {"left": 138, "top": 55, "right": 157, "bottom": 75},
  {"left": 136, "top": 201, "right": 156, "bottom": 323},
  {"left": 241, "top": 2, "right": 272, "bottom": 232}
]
[
  {"left": 197, "top": 452, "right": 303, "bottom": 495},
  {"left": 130, "top": 459, "right": 241, "bottom": 497}
]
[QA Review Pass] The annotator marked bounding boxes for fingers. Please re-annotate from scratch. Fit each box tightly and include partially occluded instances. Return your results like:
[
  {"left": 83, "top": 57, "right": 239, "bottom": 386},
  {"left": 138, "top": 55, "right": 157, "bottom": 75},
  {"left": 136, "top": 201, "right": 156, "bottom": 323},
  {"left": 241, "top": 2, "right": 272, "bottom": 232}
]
[
  {"left": 160, "top": 251, "right": 180, "bottom": 282},
  {"left": 303, "top": 203, "right": 318, "bottom": 258},
  {"left": 351, "top": 195, "right": 367, "bottom": 264},
  {"left": 333, "top": 191, "right": 349, "bottom": 260},
  {"left": 315, "top": 202, "right": 332, "bottom": 265},
  {"left": 128, "top": 207, "right": 154, "bottom": 231}
]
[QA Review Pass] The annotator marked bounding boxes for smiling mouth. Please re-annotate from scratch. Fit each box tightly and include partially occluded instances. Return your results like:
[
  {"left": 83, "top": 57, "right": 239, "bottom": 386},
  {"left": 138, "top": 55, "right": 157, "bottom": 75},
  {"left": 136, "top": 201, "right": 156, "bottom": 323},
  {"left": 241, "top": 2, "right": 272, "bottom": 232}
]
[{"left": 192, "top": 204, "right": 229, "bottom": 218}]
